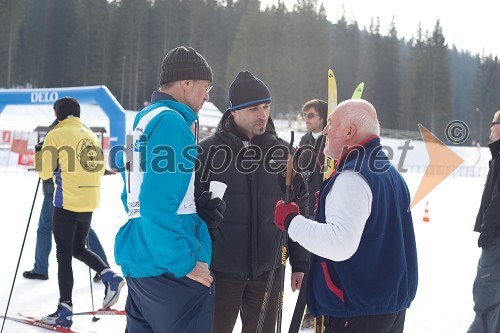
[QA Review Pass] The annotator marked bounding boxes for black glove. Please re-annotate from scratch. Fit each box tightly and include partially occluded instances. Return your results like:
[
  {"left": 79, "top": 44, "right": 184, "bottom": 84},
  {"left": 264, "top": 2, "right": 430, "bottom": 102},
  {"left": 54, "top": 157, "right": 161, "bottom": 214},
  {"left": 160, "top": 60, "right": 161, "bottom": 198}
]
[
  {"left": 195, "top": 191, "right": 226, "bottom": 229},
  {"left": 478, "top": 232, "right": 495, "bottom": 249},
  {"left": 277, "top": 170, "right": 306, "bottom": 202}
]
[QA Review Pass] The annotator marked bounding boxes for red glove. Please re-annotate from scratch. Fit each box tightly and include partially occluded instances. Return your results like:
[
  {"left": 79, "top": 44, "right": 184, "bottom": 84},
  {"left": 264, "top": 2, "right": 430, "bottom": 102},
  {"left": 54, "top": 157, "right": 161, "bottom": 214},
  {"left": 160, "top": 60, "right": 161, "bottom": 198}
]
[{"left": 274, "top": 200, "right": 300, "bottom": 231}]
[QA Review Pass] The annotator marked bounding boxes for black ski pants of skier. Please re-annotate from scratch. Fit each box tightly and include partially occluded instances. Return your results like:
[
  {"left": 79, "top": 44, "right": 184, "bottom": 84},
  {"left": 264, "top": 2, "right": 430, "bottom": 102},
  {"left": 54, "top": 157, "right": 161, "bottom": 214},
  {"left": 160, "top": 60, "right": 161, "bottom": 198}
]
[
  {"left": 212, "top": 269, "right": 282, "bottom": 333},
  {"left": 52, "top": 207, "right": 108, "bottom": 302},
  {"left": 323, "top": 310, "right": 406, "bottom": 333},
  {"left": 468, "top": 237, "right": 500, "bottom": 333}
]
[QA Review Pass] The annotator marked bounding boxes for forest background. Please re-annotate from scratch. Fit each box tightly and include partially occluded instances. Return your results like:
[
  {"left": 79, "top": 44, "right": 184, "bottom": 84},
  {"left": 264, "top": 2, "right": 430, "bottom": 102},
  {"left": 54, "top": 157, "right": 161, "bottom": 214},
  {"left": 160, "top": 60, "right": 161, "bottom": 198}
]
[{"left": 1, "top": 0, "right": 499, "bottom": 144}]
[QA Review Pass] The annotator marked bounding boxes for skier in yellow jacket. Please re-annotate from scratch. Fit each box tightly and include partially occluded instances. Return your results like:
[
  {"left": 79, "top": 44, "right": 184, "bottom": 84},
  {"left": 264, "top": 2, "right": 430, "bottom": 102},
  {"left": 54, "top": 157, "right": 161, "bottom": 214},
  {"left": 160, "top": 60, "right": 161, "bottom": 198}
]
[{"left": 35, "top": 97, "right": 124, "bottom": 329}]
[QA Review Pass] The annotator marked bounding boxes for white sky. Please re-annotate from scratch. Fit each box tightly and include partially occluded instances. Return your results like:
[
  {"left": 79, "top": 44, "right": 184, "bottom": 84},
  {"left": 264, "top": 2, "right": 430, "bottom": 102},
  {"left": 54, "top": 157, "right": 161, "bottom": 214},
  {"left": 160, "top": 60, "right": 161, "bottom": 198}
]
[{"left": 261, "top": 0, "right": 500, "bottom": 57}]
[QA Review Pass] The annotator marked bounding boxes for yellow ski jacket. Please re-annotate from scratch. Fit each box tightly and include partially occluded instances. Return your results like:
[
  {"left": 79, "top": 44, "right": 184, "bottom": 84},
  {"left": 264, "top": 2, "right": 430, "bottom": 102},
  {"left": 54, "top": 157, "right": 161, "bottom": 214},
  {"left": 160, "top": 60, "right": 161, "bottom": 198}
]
[{"left": 35, "top": 117, "right": 105, "bottom": 212}]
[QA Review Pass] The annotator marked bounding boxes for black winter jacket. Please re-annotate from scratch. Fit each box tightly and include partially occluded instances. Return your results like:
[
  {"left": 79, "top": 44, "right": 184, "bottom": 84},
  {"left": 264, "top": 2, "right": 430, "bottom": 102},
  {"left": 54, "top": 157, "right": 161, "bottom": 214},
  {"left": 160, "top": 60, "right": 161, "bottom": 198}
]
[
  {"left": 474, "top": 139, "right": 500, "bottom": 239},
  {"left": 195, "top": 112, "right": 309, "bottom": 279},
  {"left": 298, "top": 132, "right": 326, "bottom": 217}
]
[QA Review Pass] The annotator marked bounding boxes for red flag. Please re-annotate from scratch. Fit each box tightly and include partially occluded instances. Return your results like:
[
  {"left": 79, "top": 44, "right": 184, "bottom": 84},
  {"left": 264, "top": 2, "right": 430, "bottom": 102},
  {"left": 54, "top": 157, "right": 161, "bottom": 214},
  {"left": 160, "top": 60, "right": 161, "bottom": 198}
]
[
  {"left": 11, "top": 138, "right": 28, "bottom": 154},
  {"left": 1, "top": 131, "right": 12, "bottom": 143}
]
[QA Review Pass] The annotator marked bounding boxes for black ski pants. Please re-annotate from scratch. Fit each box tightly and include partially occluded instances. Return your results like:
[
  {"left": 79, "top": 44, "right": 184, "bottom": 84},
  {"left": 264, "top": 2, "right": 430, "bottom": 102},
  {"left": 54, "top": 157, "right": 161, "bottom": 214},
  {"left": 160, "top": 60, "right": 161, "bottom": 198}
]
[
  {"left": 468, "top": 237, "right": 500, "bottom": 333},
  {"left": 212, "top": 269, "right": 282, "bottom": 333},
  {"left": 324, "top": 310, "right": 406, "bottom": 333},
  {"left": 52, "top": 207, "right": 108, "bottom": 302}
]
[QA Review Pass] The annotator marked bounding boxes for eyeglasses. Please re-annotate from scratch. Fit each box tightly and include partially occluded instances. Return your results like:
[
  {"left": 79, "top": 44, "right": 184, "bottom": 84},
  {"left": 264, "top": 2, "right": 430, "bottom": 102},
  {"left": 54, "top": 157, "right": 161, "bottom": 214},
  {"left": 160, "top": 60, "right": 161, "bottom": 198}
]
[
  {"left": 302, "top": 112, "right": 318, "bottom": 120},
  {"left": 492, "top": 121, "right": 500, "bottom": 126},
  {"left": 205, "top": 83, "right": 213, "bottom": 93}
]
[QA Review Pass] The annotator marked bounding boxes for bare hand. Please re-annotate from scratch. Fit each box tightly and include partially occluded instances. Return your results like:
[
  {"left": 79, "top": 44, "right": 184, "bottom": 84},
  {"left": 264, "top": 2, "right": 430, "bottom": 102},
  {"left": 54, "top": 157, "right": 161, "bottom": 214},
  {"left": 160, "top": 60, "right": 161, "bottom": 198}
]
[
  {"left": 186, "top": 261, "right": 213, "bottom": 287},
  {"left": 290, "top": 272, "right": 304, "bottom": 292}
]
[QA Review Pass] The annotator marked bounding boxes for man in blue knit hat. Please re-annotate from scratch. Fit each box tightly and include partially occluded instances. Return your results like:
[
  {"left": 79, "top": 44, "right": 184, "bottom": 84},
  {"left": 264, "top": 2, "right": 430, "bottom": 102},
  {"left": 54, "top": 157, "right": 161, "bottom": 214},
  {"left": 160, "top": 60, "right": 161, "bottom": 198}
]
[{"left": 196, "top": 70, "right": 309, "bottom": 333}]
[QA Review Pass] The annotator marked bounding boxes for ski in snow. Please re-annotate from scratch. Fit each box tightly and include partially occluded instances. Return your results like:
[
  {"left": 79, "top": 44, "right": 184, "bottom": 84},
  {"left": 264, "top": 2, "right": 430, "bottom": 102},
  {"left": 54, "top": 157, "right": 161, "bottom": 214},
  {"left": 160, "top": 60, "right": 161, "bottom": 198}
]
[
  {"left": 72, "top": 308, "right": 126, "bottom": 316},
  {"left": 1, "top": 314, "right": 96, "bottom": 333}
]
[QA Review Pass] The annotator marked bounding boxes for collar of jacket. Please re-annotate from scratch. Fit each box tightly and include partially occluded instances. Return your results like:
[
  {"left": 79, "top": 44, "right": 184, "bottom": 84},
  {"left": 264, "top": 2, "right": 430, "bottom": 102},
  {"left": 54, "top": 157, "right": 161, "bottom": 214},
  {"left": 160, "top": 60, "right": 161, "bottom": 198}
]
[
  {"left": 149, "top": 91, "right": 198, "bottom": 126},
  {"left": 54, "top": 116, "right": 84, "bottom": 128},
  {"left": 214, "top": 111, "right": 279, "bottom": 151},
  {"left": 489, "top": 139, "right": 500, "bottom": 158},
  {"left": 336, "top": 135, "right": 381, "bottom": 171},
  {"left": 151, "top": 90, "right": 175, "bottom": 103}
]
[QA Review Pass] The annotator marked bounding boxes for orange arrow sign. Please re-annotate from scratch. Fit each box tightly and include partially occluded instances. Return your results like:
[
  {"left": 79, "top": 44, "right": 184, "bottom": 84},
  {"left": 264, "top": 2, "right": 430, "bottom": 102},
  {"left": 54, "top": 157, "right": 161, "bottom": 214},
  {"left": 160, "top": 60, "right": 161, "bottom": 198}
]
[{"left": 409, "top": 124, "right": 465, "bottom": 209}]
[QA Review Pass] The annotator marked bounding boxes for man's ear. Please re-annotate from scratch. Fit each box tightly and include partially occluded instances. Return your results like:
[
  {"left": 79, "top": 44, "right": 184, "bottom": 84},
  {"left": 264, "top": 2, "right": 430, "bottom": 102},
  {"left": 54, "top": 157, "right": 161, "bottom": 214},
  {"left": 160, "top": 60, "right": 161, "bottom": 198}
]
[
  {"left": 344, "top": 124, "right": 356, "bottom": 139},
  {"left": 180, "top": 80, "right": 192, "bottom": 90}
]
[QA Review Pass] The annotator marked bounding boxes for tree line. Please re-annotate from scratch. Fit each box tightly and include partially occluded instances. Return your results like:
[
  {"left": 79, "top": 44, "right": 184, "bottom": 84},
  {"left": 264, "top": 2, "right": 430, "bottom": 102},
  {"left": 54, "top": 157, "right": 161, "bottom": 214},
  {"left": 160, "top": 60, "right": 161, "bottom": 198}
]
[{"left": 1, "top": 0, "right": 499, "bottom": 144}]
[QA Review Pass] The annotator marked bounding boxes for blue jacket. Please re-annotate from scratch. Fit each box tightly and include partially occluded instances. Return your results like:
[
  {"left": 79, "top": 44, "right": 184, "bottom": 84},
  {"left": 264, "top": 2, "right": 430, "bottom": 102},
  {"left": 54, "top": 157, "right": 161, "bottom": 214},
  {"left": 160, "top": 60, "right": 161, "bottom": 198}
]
[
  {"left": 307, "top": 137, "right": 418, "bottom": 317},
  {"left": 115, "top": 93, "right": 212, "bottom": 278}
]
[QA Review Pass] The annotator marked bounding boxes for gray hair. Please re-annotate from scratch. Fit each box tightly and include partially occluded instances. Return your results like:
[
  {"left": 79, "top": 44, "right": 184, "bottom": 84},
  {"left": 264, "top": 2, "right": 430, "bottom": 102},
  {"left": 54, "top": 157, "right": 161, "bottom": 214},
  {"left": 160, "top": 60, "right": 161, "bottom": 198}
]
[{"left": 340, "top": 106, "right": 380, "bottom": 136}]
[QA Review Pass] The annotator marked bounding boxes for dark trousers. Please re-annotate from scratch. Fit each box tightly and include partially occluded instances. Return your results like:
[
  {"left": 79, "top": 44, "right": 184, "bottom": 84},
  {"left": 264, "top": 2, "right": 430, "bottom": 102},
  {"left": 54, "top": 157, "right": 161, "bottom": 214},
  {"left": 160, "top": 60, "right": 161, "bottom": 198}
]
[
  {"left": 324, "top": 310, "right": 406, "bottom": 333},
  {"left": 468, "top": 237, "right": 500, "bottom": 333},
  {"left": 124, "top": 273, "right": 215, "bottom": 333},
  {"left": 52, "top": 207, "right": 108, "bottom": 302},
  {"left": 32, "top": 194, "right": 109, "bottom": 275},
  {"left": 212, "top": 270, "right": 281, "bottom": 333}
]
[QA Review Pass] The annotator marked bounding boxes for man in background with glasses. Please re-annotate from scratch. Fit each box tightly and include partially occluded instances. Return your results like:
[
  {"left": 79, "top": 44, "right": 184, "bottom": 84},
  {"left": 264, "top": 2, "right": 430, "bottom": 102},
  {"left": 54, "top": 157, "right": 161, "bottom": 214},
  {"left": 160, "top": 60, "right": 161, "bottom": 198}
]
[
  {"left": 469, "top": 110, "right": 500, "bottom": 333},
  {"left": 296, "top": 99, "right": 328, "bottom": 330},
  {"left": 298, "top": 99, "right": 328, "bottom": 219}
]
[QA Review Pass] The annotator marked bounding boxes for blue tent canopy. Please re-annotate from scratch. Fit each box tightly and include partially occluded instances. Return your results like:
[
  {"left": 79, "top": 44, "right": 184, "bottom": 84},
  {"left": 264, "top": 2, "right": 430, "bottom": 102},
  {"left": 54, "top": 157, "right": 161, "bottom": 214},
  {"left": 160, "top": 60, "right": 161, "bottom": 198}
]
[{"left": 0, "top": 86, "right": 125, "bottom": 168}]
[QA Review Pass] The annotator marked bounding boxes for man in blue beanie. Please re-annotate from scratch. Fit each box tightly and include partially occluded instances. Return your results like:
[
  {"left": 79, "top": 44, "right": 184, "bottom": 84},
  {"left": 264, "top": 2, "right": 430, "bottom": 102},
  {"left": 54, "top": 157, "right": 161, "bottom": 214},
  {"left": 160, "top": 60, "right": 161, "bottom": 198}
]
[{"left": 196, "top": 70, "right": 309, "bottom": 333}]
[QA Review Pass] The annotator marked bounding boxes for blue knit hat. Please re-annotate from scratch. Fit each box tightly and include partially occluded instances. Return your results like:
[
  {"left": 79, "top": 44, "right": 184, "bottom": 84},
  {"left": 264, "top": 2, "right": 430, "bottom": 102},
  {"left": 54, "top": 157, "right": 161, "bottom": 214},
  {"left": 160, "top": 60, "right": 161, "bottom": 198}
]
[{"left": 227, "top": 71, "right": 271, "bottom": 112}]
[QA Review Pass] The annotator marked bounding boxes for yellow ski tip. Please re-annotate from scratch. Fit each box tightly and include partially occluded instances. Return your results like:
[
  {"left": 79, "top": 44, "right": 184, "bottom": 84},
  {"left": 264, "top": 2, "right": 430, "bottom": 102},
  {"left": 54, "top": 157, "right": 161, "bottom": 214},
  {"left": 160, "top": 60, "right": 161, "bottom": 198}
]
[
  {"left": 327, "top": 69, "right": 338, "bottom": 112},
  {"left": 352, "top": 82, "right": 364, "bottom": 99}
]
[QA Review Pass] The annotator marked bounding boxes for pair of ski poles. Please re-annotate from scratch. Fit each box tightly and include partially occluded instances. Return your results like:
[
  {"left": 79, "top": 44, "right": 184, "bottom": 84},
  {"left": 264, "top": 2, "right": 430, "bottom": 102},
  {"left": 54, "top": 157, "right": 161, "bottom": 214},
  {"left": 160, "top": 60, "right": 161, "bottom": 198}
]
[
  {"left": 256, "top": 131, "right": 295, "bottom": 333},
  {"left": 1, "top": 178, "right": 101, "bottom": 333}
]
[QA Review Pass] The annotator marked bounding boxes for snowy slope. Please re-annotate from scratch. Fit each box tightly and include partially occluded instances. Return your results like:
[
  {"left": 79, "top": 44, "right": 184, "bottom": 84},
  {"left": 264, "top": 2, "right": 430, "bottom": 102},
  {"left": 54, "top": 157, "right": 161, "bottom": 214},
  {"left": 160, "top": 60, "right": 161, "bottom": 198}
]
[{"left": 0, "top": 139, "right": 489, "bottom": 332}]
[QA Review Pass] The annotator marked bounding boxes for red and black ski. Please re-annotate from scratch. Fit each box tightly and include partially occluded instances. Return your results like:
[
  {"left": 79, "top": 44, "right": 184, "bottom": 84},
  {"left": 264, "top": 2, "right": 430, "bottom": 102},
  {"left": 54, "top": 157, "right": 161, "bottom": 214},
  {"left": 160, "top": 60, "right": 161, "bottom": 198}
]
[
  {"left": 1, "top": 314, "right": 96, "bottom": 333},
  {"left": 73, "top": 308, "right": 125, "bottom": 316}
]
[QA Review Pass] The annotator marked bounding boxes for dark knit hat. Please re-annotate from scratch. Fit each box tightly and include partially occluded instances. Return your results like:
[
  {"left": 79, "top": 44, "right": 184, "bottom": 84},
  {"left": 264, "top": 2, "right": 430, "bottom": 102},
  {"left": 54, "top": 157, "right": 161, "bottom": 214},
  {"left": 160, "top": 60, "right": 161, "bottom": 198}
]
[
  {"left": 54, "top": 97, "right": 80, "bottom": 120},
  {"left": 227, "top": 71, "right": 271, "bottom": 112},
  {"left": 159, "top": 46, "right": 212, "bottom": 85}
]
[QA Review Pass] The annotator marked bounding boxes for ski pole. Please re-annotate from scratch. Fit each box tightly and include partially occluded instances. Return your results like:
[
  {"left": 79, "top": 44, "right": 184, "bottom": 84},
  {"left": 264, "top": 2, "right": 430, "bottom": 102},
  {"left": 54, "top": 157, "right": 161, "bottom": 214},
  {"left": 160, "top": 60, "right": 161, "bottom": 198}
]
[
  {"left": 87, "top": 240, "right": 100, "bottom": 322},
  {"left": 287, "top": 252, "right": 312, "bottom": 333},
  {"left": 256, "top": 233, "right": 282, "bottom": 333},
  {"left": 1, "top": 178, "right": 40, "bottom": 333},
  {"left": 257, "top": 131, "right": 295, "bottom": 333},
  {"left": 276, "top": 231, "right": 288, "bottom": 333},
  {"left": 276, "top": 131, "right": 295, "bottom": 333}
]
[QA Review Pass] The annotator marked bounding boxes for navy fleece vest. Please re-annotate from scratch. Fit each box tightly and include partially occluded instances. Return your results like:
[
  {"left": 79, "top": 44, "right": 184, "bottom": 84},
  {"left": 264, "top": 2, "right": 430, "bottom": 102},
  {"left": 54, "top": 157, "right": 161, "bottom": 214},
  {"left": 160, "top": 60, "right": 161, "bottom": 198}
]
[{"left": 307, "top": 137, "right": 418, "bottom": 318}]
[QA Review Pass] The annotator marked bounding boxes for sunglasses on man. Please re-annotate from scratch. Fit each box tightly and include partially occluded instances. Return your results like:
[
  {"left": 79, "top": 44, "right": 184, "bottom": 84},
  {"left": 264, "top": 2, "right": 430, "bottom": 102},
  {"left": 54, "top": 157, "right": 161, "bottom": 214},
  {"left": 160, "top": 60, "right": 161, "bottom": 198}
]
[
  {"left": 302, "top": 112, "right": 319, "bottom": 120},
  {"left": 492, "top": 121, "right": 500, "bottom": 126}
]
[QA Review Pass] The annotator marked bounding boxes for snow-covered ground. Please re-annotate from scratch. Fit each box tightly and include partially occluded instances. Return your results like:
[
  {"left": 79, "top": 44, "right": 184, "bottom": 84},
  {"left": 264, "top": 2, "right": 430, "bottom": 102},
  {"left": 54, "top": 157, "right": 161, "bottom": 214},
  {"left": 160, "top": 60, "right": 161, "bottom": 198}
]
[{"left": 0, "top": 137, "right": 488, "bottom": 332}]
